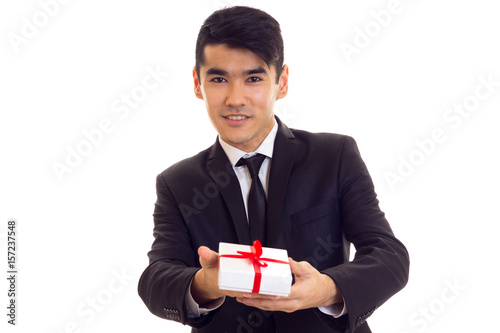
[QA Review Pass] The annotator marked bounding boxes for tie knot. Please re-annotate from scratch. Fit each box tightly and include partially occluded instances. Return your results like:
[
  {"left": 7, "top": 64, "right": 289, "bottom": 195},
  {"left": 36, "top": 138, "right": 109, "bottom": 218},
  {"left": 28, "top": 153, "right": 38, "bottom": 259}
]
[{"left": 237, "top": 154, "right": 266, "bottom": 178}]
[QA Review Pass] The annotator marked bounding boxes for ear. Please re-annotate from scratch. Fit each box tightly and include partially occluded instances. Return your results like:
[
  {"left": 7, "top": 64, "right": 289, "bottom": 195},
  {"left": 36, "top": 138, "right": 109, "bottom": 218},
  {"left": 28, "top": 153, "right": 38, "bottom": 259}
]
[
  {"left": 276, "top": 64, "right": 289, "bottom": 100},
  {"left": 193, "top": 67, "right": 204, "bottom": 100}
]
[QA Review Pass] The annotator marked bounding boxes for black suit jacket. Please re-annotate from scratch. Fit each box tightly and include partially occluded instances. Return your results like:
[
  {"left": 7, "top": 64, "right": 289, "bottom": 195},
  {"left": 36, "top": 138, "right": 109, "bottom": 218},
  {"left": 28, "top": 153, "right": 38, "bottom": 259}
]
[{"left": 138, "top": 117, "right": 409, "bottom": 332}]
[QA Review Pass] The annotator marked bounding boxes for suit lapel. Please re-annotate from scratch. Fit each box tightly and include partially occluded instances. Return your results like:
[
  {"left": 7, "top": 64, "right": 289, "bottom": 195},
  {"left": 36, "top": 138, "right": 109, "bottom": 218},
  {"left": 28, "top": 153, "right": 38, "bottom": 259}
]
[
  {"left": 206, "top": 139, "right": 252, "bottom": 245},
  {"left": 266, "top": 117, "right": 298, "bottom": 246}
]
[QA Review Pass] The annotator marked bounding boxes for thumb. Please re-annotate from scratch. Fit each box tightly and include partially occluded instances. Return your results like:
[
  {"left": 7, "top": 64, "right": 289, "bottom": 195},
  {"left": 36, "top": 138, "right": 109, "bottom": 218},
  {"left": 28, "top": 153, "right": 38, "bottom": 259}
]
[
  {"left": 198, "top": 246, "right": 219, "bottom": 268},
  {"left": 289, "top": 258, "right": 312, "bottom": 277}
]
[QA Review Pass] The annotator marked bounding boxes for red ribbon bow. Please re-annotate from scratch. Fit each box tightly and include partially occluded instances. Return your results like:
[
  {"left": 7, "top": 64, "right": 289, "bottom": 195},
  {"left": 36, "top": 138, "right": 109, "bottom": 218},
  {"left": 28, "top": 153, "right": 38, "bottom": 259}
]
[{"left": 220, "top": 240, "right": 289, "bottom": 294}]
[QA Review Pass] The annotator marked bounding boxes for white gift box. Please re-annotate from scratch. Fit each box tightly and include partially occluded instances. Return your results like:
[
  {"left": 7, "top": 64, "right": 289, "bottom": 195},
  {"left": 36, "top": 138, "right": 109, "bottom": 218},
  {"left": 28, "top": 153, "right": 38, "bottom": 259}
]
[{"left": 218, "top": 241, "right": 292, "bottom": 296}]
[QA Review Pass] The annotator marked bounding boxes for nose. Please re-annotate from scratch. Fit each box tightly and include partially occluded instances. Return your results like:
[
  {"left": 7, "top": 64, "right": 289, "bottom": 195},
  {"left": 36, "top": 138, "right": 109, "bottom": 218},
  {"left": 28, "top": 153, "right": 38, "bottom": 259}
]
[{"left": 226, "top": 81, "right": 247, "bottom": 108}]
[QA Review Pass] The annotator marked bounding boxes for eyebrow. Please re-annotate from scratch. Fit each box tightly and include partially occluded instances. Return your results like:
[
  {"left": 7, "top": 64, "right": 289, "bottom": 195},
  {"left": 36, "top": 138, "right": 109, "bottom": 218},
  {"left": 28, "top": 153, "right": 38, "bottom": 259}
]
[
  {"left": 205, "top": 66, "right": 269, "bottom": 77},
  {"left": 205, "top": 68, "right": 229, "bottom": 76},
  {"left": 243, "top": 67, "right": 268, "bottom": 76}
]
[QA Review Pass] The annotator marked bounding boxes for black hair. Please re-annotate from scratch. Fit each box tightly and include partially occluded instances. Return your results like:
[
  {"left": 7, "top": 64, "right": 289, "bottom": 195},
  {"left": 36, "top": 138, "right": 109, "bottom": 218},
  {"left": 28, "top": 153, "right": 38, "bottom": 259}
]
[{"left": 195, "top": 6, "right": 284, "bottom": 84}]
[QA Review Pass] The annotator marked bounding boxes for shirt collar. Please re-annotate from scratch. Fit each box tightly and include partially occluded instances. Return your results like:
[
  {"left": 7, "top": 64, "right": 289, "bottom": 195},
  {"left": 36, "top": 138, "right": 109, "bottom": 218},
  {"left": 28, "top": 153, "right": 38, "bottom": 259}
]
[{"left": 218, "top": 118, "right": 278, "bottom": 167}]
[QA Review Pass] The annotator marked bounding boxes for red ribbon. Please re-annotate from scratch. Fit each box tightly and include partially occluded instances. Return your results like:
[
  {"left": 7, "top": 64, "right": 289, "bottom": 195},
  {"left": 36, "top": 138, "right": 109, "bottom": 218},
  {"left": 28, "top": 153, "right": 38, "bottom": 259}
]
[{"left": 220, "top": 240, "right": 289, "bottom": 293}]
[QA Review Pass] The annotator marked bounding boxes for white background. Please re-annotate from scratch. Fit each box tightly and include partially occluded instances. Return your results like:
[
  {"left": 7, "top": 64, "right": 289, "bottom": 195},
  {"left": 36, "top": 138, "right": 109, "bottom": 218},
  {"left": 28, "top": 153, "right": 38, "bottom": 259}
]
[{"left": 1, "top": 0, "right": 499, "bottom": 332}]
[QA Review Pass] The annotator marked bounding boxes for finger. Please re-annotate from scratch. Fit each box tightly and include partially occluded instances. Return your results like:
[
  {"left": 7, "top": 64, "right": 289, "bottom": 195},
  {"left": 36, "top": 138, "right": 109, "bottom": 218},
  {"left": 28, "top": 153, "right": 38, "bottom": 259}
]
[
  {"left": 289, "top": 258, "right": 312, "bottom": 276},
  {"left": 236, "top": 296, "right": 299, "bottom": 313},
  {"left": 238, "top": 293, "right": 281, "bottom": 300},
  {"left": 288, "top": 257, "right": 297, "bottom": 273},
  {"left": 198, "top": 246, "right": 219, "bottom": 267}
]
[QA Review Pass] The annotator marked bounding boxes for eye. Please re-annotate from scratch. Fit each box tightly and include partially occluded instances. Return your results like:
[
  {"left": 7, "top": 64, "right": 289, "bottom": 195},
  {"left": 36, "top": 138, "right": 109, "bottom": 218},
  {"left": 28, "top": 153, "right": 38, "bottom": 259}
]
[
  {"left": 211, "top": 77, "right": 227, "bottom": 83},
  {"left": 247, "top": 77, "right": 262, "bottom": 83}
]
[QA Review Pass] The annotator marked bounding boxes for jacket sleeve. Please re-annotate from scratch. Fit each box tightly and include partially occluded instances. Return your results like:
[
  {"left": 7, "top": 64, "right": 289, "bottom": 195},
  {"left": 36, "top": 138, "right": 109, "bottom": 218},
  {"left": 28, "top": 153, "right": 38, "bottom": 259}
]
[
  {"left": 321, "top": 136, "right": 410, "bottom": 331},
  {"left": 137, "top": 172, "right": 215, "bottom": 328}
]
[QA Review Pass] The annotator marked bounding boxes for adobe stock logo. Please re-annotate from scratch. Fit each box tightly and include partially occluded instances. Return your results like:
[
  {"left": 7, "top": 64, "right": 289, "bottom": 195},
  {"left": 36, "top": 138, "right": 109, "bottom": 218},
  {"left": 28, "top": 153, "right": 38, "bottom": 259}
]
[
  {"left": 179, "top": 164, "right": 233, "bottom": 224},
  {"left": 51, "top": 64, "right": 168, "bottom": 182},
  {"left": 7, "top": 0, "right": 71, "bottom": 54},
  {"left": 54, "top": 267, "right": 135, "bottom": 333},
  {"left": 339, "top": 0, "right": 417, "bottom": 64},
  {"left": 385, "top": 74, "right": 499, "bottom": 191},
  {"left": 303, "top": 234, "right": 341, "bottom": 269},
  {"left": 399, "top": 278, "right": 466, "bottom": 333}
]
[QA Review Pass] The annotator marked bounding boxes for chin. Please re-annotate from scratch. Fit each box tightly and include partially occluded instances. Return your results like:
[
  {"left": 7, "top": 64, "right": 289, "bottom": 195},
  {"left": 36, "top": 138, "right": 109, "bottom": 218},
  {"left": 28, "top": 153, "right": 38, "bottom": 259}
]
[{"left": 225, "top": 137, "right": 247, "bottom": 146}]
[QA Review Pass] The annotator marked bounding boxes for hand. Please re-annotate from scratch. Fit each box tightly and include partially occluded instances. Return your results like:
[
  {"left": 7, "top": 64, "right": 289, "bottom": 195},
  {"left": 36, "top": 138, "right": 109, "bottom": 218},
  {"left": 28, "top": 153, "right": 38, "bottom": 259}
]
[
  {"left": 191, "top": 246, "right": 242, "bottom": 305},
  {"left": 235, "top": 258, "right": 343, "bottom": 313}
]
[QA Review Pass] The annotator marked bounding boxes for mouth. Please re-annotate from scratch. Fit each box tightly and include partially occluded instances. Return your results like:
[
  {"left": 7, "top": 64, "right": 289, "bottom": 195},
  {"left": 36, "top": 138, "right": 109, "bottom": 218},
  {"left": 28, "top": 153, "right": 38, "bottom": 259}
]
[
  {"left": 222, "top": 114, "right": 250, "bottom": 126},
  {"left": 223, "top": 115, "right": 249, "bottom": 121}
]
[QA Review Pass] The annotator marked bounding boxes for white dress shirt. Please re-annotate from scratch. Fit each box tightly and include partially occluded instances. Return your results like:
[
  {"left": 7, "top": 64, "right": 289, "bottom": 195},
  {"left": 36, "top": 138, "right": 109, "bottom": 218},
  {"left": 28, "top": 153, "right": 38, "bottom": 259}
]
[{"left": 185, "top": 119, "right": 346, "bottom": 318}]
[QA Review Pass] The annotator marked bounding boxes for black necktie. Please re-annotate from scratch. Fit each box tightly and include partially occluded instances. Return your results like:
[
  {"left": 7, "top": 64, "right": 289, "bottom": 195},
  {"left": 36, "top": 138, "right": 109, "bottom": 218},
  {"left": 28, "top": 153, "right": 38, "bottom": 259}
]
[{"left": 236, "top": 154, "right": 267, "bottom": 243}]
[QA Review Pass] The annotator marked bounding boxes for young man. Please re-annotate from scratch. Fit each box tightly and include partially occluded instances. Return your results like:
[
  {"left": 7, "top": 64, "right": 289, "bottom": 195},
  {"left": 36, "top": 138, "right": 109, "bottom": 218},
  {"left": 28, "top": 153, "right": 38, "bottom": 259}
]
[{"left": 138, "top": 6, "right": 409, "bottom": 333}]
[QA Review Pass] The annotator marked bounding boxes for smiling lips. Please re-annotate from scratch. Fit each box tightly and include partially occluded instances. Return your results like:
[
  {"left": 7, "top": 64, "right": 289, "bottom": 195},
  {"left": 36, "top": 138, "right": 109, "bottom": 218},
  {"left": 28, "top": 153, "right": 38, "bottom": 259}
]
[
  {"left": 225, "top": 115, "right": 249, "bottom": 121},
  {"left": 222, "top": 114, "right": 250, "bottom": 121}
]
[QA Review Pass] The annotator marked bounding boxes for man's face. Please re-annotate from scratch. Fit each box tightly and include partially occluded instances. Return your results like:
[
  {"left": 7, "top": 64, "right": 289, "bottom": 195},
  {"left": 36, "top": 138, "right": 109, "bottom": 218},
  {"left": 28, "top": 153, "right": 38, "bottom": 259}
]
[{"left": 193, "top": 44, "right": 289, "bottom": 152}]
